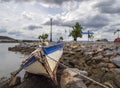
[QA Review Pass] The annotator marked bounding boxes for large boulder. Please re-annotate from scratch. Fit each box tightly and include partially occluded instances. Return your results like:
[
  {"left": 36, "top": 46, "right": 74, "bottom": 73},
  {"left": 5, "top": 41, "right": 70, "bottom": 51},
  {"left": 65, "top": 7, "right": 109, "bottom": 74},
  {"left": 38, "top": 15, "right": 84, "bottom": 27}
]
[
  {"left": 101, "top": 68, "right": 120, "bottom": 88},
  {"left": 111, "top": 56, "right": 120, "bottom": 67}
]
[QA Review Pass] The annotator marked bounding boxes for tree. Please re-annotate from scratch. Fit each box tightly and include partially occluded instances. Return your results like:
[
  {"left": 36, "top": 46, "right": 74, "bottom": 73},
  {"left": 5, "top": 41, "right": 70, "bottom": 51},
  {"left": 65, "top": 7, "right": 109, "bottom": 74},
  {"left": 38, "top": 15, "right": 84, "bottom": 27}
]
[
  {"left": 114, "top": 29, "right": 120, "bottom": 38},
  {"left": 70, "top": 22, "right": 82, "bottom": 41},
  {"left": 59, "top": 36, "right": 63, "bottom": 41},
  {"left": 89, "top": 34, "right": 94, "bottom": 41},
  {"left": 88, "top": 31, "right": 94, "bottom": 41},
  {"left": 38, "top": 34, "right": 48, "bottom": 42}
]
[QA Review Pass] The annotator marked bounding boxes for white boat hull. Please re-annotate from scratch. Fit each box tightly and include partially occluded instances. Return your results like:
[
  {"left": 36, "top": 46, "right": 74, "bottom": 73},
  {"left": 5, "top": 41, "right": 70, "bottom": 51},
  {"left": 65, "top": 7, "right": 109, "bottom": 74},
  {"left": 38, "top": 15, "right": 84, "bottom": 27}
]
[{"left": 25, "top": 48, "right": 63, "bottom": 75}]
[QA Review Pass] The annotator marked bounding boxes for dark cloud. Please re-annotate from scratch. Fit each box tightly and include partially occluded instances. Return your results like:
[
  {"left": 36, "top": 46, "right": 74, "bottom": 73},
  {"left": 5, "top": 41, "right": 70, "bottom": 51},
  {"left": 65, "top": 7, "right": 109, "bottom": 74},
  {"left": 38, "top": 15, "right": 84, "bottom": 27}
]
[
  {"left": 43, "top": 19, "right": 74, "bottom": 27},
  {"left": 43, "top": 17, "right": 84, "bottom": 28},
  {"left": 0, "top": 0, "right": 66, "bottom": 4},
  {"left": 0, "top": 28, "right": 7, "bottom": 33},
  {"left": 94, "top": 0, "right": 120, "bottom": 14},
  {"left": 84, "top": 15, "right": 110, "bottom": 28},
  {"left": 37, "top": 0, "right": 91, "bottom": 5},
  {"left": 0, "top": 0, "right": 91, "bottom": 5},
  {"left": 103, "top": 28, "right": 115, "bottom": 33},
  {"left": 112, "top": 23, "right": 120, "bottom": 27},
  {"left": 95, "top": 0, "right": 115, "bottom": 7},
  {"left": 101, "top": 7, "right": 120, "bottom": 14},
  {"left": 44, "top": 14, "right": 109, "bottom": 29},
  {"left": 24, "top": 25, "right": 43, "bottom": 30},
  {"left": 8, "top": 31, "right": 22, "bottom": 36}
]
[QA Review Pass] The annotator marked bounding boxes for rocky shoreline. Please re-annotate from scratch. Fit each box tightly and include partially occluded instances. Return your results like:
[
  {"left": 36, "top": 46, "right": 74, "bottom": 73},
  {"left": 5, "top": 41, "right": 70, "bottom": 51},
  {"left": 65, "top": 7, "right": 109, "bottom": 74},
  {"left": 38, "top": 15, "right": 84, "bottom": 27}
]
[
  {"left": 61, "top": 42, "right": 120, "bottom": 88},
  {"left": 1, "top": 42, "right": 120, "bottom": 88}
]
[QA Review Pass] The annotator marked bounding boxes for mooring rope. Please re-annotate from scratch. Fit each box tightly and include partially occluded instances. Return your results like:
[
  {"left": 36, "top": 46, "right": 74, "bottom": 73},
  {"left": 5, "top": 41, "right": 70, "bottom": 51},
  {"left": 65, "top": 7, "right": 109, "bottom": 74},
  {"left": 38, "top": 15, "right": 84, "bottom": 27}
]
[{"left": 46, "top": 55, "right": 110, "bottom": 88}]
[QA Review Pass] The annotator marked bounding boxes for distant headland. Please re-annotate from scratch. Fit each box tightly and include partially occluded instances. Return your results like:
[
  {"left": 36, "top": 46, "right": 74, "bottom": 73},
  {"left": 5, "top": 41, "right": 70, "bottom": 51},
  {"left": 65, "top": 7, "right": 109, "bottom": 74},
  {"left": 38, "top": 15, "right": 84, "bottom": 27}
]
[{"left": 0, "top": 36, "right": 39, "bottom": 43}]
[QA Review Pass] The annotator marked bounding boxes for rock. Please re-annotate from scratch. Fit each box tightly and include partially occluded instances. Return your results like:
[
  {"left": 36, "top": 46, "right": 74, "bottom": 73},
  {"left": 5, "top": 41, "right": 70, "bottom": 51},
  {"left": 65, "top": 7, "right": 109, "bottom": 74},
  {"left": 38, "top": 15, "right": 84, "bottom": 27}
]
[
  {"left": 98, "top": 62, "right": 108, "bottom": 68},
  {"left": 92, "top": 55, "right": 103, "bottom": 60},
  {"left": 69, "top": 51, "right": 76, "bottom": 55},
  {"left": 74, "top": 49, "right": 81, "bottom": 52},
  {"left": 9, "top": 76, "right": 21, "bottom": 87},
  {"left": 111, "top": 56, "right": 120, "bottom": 67},
  {"left": 110, "top": 68, "right": 120, "bottom": 74},
  {"left": 0, "top": 77, "right": 9, "bottom": 88},
  {"left": 6, "top": 42, "right": 120, "bottom": 88},
  {"left": 15, "top": 74, "right": 56, "bottom": 88},
  {"left": 101, "top": 68, "right": 120, "bottom": 88},
  {"left": 103, "top": 50, "right": 114, "bottom": 57},
  {"left": 107, "top": 63, "right": 116, "bottom": 68},
  {"left": 98, "top": 62, "right": 116, "bottom": 68},
  {"left": 97, "top": 48, "right": 104, "bottom": 52},
  {"left": 114, "top": 75, "right": 120, "bottom": 87},
  {"left": 71, "top": 45, "right": 78, "bottom": 49},
  {"left": 63, "top": 51, "right": 69, "bottom": 54},
  {"left": 60, "top": 68, "right": 87, "bottom": 88},
  {"left": 64, "top": 80, "right": 87, "bottom": 88},
  {"left": 104, "top": 81, "right": 114, "bottom": 88},
  {"left": 88, "top": 84, "right": 103, "bottom": 88},
  {"left": 110, "top": 68, "right": 120, "bottom": 87},
  {"left": 84, "top": 52, "right": 94, "bottom": 56},
  {"left": 116, "top": 49, "right": 120, "bottom": 55},
  {"left": 102, "top": 57, "right": 110, "bottom": 63}
]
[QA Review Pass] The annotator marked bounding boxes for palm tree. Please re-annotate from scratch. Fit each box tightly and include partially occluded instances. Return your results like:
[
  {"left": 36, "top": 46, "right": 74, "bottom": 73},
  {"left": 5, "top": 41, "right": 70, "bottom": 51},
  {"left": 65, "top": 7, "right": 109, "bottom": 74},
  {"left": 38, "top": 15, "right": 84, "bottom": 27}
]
[
  {"left": 114, "top": 29, "right": 120, "bottom": 38},
  {"left": 44, "top": 34, "right": 48, "bottom": 40},
  {"left": 70, "top": 22, "right": 82, "bottom": 41},
  {"left": 38, "top": 35, "right": 42, "bottom": 42},
  {"left": 38, "top": 34, "right": 48, "bottom": 42},
  {"left": 59, "top": 36, "right": 63, "bottom": 41},
  {"left": 88, "top": 31, "right": 94, "bottom": 41},
  {"left": 89, "top": 34, "right": 94, "bottom": 41}
]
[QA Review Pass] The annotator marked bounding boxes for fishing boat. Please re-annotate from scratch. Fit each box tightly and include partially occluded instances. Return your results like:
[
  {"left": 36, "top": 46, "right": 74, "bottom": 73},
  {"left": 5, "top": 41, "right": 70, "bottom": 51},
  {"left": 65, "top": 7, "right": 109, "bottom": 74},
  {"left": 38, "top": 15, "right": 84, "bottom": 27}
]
[{"left": 10, "top": 42, "right": 63, "bottom": 86}]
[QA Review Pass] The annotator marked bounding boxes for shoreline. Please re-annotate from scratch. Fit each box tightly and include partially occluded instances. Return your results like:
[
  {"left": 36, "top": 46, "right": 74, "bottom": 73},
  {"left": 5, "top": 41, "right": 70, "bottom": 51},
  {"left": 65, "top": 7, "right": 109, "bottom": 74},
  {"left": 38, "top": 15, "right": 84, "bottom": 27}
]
[{"left": 0, "top": 41, "right": 120, "bottom": 88}]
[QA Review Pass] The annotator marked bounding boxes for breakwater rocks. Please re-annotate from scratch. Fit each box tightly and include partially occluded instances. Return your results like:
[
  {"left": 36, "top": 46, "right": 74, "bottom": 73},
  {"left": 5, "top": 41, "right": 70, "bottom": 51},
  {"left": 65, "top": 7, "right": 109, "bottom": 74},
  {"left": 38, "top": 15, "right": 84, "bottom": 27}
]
[
  {"left": 8, "top": 46, "right": 35, "bottom": 54},
  {"left": 60, "top": 42, "right": 120, "bottom": 88},
  {"left": 2, "top": 42, "right": 120, "bottom": 88},
  {"left": 8, "top": 42, "right": 37, "bottom": 54},
  {"left": 0, "top": 74, "right": 56, "bottom": 88}
]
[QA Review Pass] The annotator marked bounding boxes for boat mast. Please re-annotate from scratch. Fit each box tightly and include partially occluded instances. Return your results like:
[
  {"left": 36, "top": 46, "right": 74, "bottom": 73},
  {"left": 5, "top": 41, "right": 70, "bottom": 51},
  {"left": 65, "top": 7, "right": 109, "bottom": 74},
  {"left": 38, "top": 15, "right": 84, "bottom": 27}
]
[{"left": 50, "top": 18, "right": 52, "bottom": 42}]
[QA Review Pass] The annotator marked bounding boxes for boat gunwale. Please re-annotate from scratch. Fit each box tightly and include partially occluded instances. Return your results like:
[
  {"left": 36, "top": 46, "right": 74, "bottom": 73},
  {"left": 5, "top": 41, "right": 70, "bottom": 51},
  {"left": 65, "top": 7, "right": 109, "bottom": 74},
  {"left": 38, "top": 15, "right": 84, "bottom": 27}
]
[
  {"left": 43, "top": 42, "right": 63, "bottom": 48},
  {"left": 21, "top": 42, "right": 63, "bottom": 69},
  {"left": 43, "top": 42, "right": 63, "bottom": 55}
]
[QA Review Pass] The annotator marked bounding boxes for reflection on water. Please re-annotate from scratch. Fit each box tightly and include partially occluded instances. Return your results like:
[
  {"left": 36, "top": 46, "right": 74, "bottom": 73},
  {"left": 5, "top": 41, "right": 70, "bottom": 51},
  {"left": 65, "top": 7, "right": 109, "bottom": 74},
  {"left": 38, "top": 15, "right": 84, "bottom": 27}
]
[{"left": 0, "top": 43, "right": 27, "bottom": 78}]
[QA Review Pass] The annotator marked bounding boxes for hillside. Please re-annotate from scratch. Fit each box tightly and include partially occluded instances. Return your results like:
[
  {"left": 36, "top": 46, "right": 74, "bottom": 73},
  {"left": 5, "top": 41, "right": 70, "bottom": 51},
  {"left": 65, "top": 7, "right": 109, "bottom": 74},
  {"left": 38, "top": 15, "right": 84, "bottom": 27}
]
[{"left": 0, "top": 36, "right": 15, "bottom": 40}]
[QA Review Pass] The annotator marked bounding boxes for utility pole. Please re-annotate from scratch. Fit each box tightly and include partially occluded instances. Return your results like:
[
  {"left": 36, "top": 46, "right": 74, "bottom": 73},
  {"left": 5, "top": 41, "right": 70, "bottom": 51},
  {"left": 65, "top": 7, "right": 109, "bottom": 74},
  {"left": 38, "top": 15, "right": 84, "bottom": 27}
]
[
  {"left": 88, "top": 30, "right": 89, "bottom": 42},
  {"left": 50, "top": 18, "right": 52, "bottom": 42}
]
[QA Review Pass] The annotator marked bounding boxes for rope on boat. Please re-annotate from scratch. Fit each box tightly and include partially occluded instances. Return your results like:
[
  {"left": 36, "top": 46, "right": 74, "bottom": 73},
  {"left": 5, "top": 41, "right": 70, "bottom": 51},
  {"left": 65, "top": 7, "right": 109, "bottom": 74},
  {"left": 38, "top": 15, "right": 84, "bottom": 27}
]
[{"left": 45, "top": 55, "right": 110, "bottom": 88}]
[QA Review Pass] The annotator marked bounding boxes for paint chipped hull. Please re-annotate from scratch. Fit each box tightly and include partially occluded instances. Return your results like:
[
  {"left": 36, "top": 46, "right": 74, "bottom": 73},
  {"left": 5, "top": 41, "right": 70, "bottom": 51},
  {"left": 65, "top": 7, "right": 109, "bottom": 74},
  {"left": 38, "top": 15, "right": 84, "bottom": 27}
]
[
  {"left": 21, "top": 43, "right": 63, "bottom": 82},
  {"left": 25, "top": 48, "right": 63, "bottom": 75}
]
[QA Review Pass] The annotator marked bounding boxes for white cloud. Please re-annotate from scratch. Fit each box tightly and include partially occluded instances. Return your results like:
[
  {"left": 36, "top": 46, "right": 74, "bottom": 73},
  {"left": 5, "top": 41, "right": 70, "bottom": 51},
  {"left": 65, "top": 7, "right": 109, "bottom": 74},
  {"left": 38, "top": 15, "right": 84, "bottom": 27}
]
[{"left": 0, "top": 0, "right": 120, "bottom": 41}]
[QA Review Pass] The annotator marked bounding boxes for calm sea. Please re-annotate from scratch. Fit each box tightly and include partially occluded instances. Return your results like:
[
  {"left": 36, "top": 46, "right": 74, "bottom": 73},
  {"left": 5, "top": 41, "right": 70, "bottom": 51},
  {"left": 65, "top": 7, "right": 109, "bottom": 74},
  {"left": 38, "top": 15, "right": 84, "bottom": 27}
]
[{"left": 0, "top": 43, "right": 26, "bottom": 78}]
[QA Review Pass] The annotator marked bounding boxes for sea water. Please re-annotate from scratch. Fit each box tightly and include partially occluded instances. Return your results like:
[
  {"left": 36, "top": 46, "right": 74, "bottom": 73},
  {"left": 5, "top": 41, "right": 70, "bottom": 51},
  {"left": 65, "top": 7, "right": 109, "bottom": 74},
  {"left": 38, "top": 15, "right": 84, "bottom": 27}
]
[{"left": 0, "top": 43, "right": 26, "bottom": 78}]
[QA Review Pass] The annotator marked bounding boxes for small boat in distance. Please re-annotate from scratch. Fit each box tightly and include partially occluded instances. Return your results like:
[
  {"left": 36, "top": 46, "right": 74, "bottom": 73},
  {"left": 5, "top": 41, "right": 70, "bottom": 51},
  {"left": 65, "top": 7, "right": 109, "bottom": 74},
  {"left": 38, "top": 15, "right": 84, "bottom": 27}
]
[{"left": 10, "top": 42, "right": 63, "bottom": 86}]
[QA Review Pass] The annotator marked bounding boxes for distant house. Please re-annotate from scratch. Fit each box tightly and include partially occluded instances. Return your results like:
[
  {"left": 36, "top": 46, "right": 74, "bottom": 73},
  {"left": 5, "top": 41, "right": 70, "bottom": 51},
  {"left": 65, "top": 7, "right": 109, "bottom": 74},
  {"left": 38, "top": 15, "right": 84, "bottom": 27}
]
[
  {"left": 96, "top": 39, "right": 108, "bottom": 42},
  {"left": 82, "top": 31, "right": 94, "bottom": 35},
  {"left": 66, "top": 31, "right": 94, "bottom": 42},
  {"left": 77, "top": 31, "right": 94, "bottom": 42}
]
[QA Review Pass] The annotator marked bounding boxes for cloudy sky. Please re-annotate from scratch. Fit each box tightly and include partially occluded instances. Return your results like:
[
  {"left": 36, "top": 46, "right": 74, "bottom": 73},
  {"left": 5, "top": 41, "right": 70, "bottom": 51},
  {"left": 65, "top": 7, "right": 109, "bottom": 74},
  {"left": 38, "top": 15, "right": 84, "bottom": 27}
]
[{"left": 0, "top": 0, "right": 120, "bottom": 41}]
